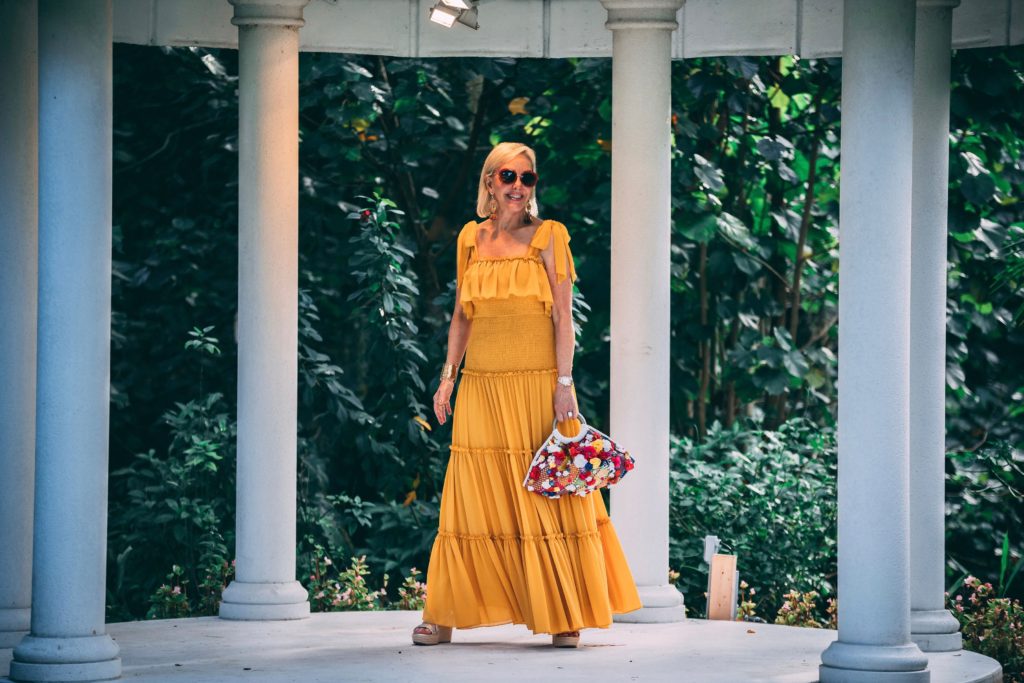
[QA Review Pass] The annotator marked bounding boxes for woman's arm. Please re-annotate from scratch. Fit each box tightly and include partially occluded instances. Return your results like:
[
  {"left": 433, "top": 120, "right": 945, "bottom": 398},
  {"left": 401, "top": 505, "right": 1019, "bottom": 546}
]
[
  {"left": 433, "top": 288, "right": 472, "bottom": 425},
  {"left": 545, "top": 248, "right": 579, "bottom": 424}
]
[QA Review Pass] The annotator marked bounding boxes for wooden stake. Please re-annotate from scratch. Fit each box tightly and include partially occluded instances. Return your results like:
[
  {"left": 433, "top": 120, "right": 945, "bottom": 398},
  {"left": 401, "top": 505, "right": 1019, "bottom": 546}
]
[{"left": 707, "top": 553, "right": 738, "bottom": 620}]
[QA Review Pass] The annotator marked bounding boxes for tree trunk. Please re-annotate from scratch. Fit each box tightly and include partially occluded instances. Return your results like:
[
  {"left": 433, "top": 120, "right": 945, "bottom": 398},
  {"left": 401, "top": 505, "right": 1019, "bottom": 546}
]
[{"left": 698, "top": 241, "right": 710, "bottom": 439}]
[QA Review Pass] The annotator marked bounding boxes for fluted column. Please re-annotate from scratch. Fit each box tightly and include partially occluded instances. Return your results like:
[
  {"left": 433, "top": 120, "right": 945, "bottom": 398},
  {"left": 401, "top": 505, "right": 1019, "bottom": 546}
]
[
  {"left": 819, "top": 1, "right": 929, "bottom": 680},
  {"left": 0, "top": 0, "right": 38, "bottom": 651},
  {"left": 9, "top": 1, "right": 121, "bottom": 681},
  {"left": 602, "top": 0, "right": 687, "bottom": 623},
  {"left": 910, "top": 0, "right": 962, "bottom": 653},
  {"left": 219, "top": 0, "right": 310, "bottom": 621}
]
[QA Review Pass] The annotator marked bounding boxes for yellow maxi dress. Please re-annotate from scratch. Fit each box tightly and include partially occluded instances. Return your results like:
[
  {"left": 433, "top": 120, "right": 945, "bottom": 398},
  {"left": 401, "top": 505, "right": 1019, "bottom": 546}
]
[{"left": 421, "top": 219, "right": 643, "bottom": 635}]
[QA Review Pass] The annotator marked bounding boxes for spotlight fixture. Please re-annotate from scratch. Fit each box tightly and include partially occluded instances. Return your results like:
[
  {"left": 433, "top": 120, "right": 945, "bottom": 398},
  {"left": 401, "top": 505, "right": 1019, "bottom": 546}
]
[{"left": 428, "top": 0, "right": 479, "bottom": 30}]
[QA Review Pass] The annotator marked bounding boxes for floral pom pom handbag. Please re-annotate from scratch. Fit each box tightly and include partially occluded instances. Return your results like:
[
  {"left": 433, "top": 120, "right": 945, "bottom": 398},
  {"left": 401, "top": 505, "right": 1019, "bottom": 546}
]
[{"left": 523, "top": 415, "right": 635, "bottom": 499}]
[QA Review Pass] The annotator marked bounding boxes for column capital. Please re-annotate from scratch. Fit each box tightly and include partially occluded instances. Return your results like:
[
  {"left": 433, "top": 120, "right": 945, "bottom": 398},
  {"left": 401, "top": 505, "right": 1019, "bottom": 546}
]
[
  {"left": 230, "top": 0, "right": 310, "bottom": 28},
  {"left": 601, "top": 0, "right": 684, "bottom": 31},
  {"left": 916, "top": 0, "right": 960, "bottom": 7}
]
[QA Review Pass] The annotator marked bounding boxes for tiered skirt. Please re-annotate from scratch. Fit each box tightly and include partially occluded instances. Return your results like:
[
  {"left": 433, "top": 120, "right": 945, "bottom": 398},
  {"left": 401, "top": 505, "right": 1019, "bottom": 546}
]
[{"left": 421, "top": 299, "right": 642, "bottom": 634}]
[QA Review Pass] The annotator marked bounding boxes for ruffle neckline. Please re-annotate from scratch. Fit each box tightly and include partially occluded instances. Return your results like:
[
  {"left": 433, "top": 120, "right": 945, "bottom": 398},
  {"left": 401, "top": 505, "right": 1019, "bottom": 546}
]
[{"left": 456, "top": 220, "right": 577, "bottom": 320}]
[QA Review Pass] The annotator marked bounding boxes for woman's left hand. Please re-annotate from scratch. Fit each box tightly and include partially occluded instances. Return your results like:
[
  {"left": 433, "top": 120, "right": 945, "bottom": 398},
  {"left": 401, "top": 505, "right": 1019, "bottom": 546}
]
[{"left": 553, "top": 384, "right": 579, "bottom": 423}]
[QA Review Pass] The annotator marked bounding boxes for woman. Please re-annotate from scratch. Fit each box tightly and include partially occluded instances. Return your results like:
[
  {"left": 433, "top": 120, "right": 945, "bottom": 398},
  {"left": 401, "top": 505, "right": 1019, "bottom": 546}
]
[{"left": 412, "top": 142, "right": 642, "bottom": 648}]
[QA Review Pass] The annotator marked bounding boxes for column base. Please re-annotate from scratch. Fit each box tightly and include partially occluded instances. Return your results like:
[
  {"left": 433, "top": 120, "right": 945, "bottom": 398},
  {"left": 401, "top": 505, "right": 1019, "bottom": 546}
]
[
  {"left": 820, "top": 640, "right": 929, "bottom": 683},
  {"left": 9, "top": 633, "right": 121, "bottom": 682},
  {"left": 219, "top": 580, "right": 309, "bottom": 621},
  {"left": 0, "top": 607, "right": 31, "bottom": 648},
  {"left": 911, "top": 608, "right": 962, "bottom": 652},
  {"left": 613, "top": 583, "right": 686, "bottom": 623},
  {"left": 819, "top": 665, "right": 930, "bottom": 682}
]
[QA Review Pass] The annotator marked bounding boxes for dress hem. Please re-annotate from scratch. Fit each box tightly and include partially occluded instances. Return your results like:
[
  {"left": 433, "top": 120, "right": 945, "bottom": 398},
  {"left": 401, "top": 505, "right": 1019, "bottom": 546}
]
[{"left": 422, "top": 602, "right": 645, "bottom": 635}]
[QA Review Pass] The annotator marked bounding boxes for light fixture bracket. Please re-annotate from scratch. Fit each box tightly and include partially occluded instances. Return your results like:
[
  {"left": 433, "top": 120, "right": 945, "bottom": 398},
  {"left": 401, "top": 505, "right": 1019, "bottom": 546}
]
[{"left": 429, "top": 0, "right": 480, "bottom": 30}]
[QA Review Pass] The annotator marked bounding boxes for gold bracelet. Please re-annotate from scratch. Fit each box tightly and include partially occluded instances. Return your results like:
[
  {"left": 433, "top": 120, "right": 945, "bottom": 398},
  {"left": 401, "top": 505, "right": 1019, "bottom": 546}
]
[{"left": 440, "top": 362, "right": 457, "bottom": 382}]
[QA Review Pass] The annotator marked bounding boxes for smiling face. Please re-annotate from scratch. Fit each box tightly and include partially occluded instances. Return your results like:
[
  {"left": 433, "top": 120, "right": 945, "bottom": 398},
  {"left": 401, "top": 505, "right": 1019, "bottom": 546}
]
[{"left": 487, "top": 154, "right": 536, "bottom": 218}]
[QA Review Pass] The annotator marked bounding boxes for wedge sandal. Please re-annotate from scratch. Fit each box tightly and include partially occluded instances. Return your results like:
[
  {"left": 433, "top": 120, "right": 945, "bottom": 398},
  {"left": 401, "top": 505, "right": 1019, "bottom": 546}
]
[
  {"left": 552, "top": 630, "right": 580, "bottom": 648},
  {"left": 411, "top": 622, "right": 453, "bottom": 646}
]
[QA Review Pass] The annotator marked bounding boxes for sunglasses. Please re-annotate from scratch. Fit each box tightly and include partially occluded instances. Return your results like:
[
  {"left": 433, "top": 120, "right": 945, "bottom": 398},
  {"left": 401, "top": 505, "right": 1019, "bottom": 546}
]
[{"left": 492, "top": 168, "right": 539, "bottom": 187}]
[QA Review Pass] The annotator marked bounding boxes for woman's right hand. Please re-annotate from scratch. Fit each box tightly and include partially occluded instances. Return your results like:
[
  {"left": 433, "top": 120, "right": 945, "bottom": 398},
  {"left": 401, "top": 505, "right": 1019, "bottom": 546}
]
[{"left": 433, "top": 378, "right": 455, "bottom": 425}]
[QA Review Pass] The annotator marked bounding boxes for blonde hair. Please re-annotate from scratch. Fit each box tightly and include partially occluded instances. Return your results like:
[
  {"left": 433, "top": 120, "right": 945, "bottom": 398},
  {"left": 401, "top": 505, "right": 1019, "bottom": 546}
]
[{"left": 475, "top": 142, "right": 540, "bottom": 219}]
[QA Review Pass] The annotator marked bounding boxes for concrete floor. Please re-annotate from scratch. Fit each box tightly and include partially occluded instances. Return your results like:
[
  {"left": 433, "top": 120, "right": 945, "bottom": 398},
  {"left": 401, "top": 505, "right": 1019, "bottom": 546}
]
[{"left": 1, "top": 612, "right": 1003, "bottom": 683}]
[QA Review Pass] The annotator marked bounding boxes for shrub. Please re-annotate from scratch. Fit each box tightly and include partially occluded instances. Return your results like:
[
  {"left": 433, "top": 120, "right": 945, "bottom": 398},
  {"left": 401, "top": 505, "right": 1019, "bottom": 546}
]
[
  {"left": 669, "top": 418, "right": 837, "bottom": 618},
  {"left": 108, "top": 388, "right": 237, "bottom": 619},
  {"left": 774, "top": 590, "right": 834, "bottom": 629},
  {"left": 147, "top": 565, "right": 192, "bottom": 620},
  {"left": 946, "top": 442, "right": 1024, "bottom": 603},
  {"left": 948, "top": 576, "right": 1024, "bottom": 681},
  {"left": 303, "top": 546, "right": 428, "bottom": 613},
  {"left": 736, "top": 580, "right": 760, "bottom": 622}
]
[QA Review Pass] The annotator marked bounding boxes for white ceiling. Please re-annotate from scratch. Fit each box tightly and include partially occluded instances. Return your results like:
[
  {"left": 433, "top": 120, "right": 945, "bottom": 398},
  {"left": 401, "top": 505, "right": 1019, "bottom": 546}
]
[{"left": 113, "top": 0, "right": 1024, "bottom": 58}]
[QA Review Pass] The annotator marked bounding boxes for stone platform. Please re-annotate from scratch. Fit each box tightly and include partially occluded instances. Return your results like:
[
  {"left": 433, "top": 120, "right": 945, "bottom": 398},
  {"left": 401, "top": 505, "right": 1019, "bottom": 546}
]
[{"left": 0, "top": 611, "right": 1003, "bottom": 682}]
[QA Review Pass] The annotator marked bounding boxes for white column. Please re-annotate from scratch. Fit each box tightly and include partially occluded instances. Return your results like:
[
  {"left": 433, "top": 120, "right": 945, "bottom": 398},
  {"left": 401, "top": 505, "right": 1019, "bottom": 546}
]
[
  {"left": 602, "top": 0, "right": 686, "bottom": 623},
  {"left": 819, "top": 1, "right": 930, "bottom": 681},
  {"left": 910, "top": 0, "right": 962, "bottom": 653},
  {"left": 219, "top": 0, "right": 310, "bottom": 621},
  {"left": 0, "top": 0, "right": 38, "bottom": 650},
  {"left": 9, "top": 1, "right": 121, "bottom": 681}
]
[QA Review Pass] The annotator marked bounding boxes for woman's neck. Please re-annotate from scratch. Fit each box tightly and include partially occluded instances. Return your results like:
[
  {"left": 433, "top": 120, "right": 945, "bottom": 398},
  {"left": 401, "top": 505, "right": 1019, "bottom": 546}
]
[{"left": 491, "top": 210, "right": 530, "bottom": 232}]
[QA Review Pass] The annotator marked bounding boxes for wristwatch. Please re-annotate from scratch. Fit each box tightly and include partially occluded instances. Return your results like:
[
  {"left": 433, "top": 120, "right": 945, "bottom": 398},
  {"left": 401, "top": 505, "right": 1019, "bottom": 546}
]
[{"left": 556, "top": 375, "right": 574, "bottom": 387}]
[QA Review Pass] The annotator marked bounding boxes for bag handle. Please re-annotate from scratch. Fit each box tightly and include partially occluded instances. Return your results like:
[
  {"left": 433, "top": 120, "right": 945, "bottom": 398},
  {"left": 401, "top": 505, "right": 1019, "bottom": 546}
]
[{"left": 550, "top": 414, "right": 589, "bottom": 444}]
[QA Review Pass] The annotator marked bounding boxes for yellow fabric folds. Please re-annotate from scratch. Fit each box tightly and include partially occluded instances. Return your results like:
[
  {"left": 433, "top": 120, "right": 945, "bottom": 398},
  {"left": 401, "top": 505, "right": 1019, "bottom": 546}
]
[
  {"left": 456, "top": 220, "right": 578, "bottom": 320},
  {"left": 529, "top": 219, "right": 578, "bottom": 284},
  {"left": 455, "top": 220, "right": 477, "bottom": 292},
  {"left": 423, "top": 236, "right": 642, "bottom": 634},
  {"left": 458, "top": 257, "right": 552, "bottom": 320}
]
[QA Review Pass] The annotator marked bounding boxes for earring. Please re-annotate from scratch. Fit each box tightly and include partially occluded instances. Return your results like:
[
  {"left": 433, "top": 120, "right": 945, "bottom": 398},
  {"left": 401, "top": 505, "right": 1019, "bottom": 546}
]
[{"left": 488, "top": 194, "right": 497, "bottom": 221}]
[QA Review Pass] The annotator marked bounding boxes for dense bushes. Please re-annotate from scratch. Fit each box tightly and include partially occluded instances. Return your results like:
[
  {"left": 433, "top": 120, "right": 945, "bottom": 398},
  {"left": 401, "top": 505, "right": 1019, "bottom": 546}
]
[
  {"left": 946, "top": 442, "right": 1024, "bottom": 599},
  {"left": 668, "top": 420, "right": 1024, "bottom": 627},
  {"left": 949, "top": 576, "right": 1024, "bottom": 682},
  {"left": 668, "top": 419, "right": 837, "bottom": 618}
]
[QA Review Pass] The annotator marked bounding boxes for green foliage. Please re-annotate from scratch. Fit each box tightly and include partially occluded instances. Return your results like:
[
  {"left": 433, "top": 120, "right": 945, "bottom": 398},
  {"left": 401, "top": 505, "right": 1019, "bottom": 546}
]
[
  {"left": 184, "top": 326, "right": 222, "bottom": 357},
  {"left": 773, "top": 589, "right": 835, "bottom": 629},
  {"left": 736, "top": 580, "right": 759, "bottom": 622},
  {"left": 946, "top": 442, "right": 1024, "bottom": 601},
  {"left": 108, "top": 385, "right": 236, "bottom": 617},
  {"left": 305, "top": 546, "right": 385, "bottom": 612},
  {"left": 144, "top": 560, "right": 235, "bottom": 620},
  {"left": 146, "top": 566, "right": 192, "bottom": 620},
  {"left": 945, "top": 47, "right": 1024, "bottom": 449},
  {"left": 948, "top": 576, "right": 1024, "bottom": 681},
  {"left": 666, "top": 56, "right": 843, "bottom": 435},
  {"left": 304, "top": 543, "right": 426, "bottom": 613},
  {"left": 669, "top": 418, "right": 837, "bottom": 618},
  {"left": 341, "top": 195, "right": 435, "bottom": 499},
  {"left": 396, "top": 568, "right": 429, "bottom": 611}
]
